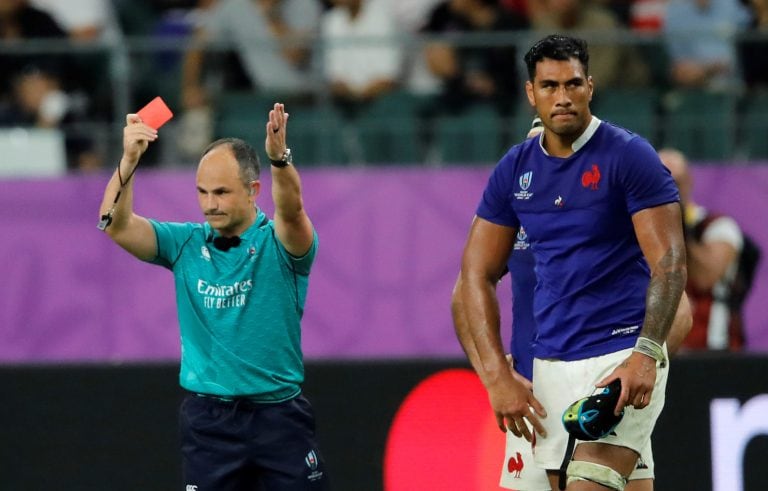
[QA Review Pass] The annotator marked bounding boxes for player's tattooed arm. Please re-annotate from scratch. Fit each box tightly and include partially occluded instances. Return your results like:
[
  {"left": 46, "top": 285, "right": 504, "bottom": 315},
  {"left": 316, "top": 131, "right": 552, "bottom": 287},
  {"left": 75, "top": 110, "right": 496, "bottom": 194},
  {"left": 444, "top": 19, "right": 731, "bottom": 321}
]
[
  {"left": 632, "top": 202, "right": 688, "bottom": 346},
  {"left": 641, "top": 246, "right": 687, "bottom": 344}
]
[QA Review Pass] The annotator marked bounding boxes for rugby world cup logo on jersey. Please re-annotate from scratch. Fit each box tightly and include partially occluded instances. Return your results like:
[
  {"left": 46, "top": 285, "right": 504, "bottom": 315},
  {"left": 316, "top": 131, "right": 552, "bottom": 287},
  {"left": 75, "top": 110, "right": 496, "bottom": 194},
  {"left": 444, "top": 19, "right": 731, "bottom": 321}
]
[
  {"left": 305, "top": 450, "right": 324, "bottom": 482},
  {"left": 305, "top": 450, "right": 318, "bottom": 470},
  {"left": 514, "top": 226, "right": 530, "bottom": 251},
  {"left": 514, "top": 171, "right": 534, "bottom": 200},
  {"left": 520, "top": 171, "right": 532, "bottom": 190}
]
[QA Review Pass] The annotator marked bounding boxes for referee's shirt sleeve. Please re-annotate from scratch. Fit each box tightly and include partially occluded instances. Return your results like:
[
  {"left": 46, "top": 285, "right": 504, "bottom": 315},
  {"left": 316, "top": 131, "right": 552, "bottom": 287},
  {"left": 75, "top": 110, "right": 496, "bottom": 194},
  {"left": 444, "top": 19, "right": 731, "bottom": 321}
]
[{"left": 145, "top": 220, "right": 195, "bottom": 269}]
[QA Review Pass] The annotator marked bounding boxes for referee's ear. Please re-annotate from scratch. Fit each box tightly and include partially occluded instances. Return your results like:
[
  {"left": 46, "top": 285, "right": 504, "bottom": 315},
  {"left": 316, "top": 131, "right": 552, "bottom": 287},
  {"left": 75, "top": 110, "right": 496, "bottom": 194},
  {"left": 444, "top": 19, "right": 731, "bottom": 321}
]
[{"left": 248, "top": 180, "right": 261, "bottom": 199}]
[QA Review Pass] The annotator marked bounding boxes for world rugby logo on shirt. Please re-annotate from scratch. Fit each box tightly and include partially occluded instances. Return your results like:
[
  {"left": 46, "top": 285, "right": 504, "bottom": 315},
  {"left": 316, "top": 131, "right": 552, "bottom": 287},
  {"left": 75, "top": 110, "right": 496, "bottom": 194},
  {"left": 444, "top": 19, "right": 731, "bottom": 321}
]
[
  {"left": 514, "top": 226, "right": 530, "bottom": 250},
  {"left": 305, "top": 449, "right": 324, "bottom": 482},
  {"left": 520, "top": 171, "right": 532, "bottom": 190},
  {"left": 514, "top": 171, "right": 534, "bottom": 200},
  {"left": 305, "top": 450, "right": 318, "bottom": 470}
]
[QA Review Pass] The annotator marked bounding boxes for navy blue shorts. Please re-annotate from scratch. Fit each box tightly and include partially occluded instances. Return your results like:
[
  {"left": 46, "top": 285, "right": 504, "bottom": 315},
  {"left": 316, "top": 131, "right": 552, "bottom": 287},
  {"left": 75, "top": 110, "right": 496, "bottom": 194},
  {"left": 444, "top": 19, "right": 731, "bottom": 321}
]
[{"left": 179, "top": 392, "right": 330, "bottom": 490}]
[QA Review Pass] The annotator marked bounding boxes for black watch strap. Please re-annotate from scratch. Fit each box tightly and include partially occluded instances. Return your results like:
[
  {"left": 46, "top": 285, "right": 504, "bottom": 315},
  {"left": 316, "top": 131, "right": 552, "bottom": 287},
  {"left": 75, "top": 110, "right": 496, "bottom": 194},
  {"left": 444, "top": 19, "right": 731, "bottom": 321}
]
[{"left": 270, "top": 148, "right": 292, "bottom": 168}]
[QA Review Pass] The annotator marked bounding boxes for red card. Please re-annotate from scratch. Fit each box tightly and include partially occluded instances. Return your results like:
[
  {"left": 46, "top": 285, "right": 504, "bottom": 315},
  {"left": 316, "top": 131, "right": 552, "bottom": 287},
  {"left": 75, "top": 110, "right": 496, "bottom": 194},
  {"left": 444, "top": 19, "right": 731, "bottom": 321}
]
[{"left": 136, "top": 96, "right": 173, "bottom": 130}]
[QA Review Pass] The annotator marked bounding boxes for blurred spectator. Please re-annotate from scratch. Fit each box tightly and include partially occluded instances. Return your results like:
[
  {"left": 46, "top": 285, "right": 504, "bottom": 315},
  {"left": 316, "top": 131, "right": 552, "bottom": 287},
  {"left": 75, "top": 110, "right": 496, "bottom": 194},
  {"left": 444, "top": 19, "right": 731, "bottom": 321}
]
[
  {"left": 591, "top": 0, "right": 634, "bottom": 25},
  {"left": 663, "top": 0, "right": 750, "bottom": 91},
  {"left": 10, "top": 66, "right": 70, "bottom": 128},
  {"left": 659, "top": 148, "right": 747, "bottom": 351},
  {"left": 0, "top": 0, "right": 67, "bottom": 103},
  {"left": 321, "top": 0, "right": 403, "bottom": 116},
  {"left": 738, "top": 0, "right": 768, "bottom": 88},
  {"left": 499, "top": 0, "right": 532, "bottom": 17},
  {"left": 389, "top": 0, "right": 442, "bottom": 95},
  {"left": 0, "top": 0, "right": 100, "bottom": 171},
  {"left": 530, "top": 0, "right": 650, "bottom": 87},
  {"left": 179, "top": 0, "right": 321, "bottom": 156},
  {"left": 182, "top": 0, "right": 320, "bottom": 105},
  {"left": 630, "top": 0, "right": 668, "bottom": 31},
  {"left": 29, "top": 0, "right": 120, "bottom": 41},
  {"left": 31, "top": 0, "right": 123, "bottom": 138},
  {"left": 390, "top": 0, "right": 442, "bottom": 32},
  {"left": 421, "top": 0, "right": 529, "bottom": 115}
]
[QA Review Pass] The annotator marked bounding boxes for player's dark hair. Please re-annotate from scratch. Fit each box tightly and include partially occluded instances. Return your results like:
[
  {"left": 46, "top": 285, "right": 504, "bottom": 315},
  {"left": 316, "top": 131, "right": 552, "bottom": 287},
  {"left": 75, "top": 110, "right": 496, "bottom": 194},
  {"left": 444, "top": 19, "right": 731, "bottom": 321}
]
[
  {"left": 524, "top": 34, "right": 589, "bottom": 81},
  {"left": 202, "top": 138, "right": 261, "bottom": 187}
]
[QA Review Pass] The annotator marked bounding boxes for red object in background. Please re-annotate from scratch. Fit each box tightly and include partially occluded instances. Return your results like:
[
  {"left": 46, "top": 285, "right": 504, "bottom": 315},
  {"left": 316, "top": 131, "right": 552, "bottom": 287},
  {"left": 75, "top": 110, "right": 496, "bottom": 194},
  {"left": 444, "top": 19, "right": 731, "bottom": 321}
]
[
  {"left": 136, "top": 96, "right": 174, "bottom": 130},
  {"left": 384, "top": 369, "right": 507, "bottom": 491},
  {"left": 499, "top": 0, "right": 530, "bottom": 17},
  {"left": 630, "top": 0, "right": 666, "bottom": 31}
]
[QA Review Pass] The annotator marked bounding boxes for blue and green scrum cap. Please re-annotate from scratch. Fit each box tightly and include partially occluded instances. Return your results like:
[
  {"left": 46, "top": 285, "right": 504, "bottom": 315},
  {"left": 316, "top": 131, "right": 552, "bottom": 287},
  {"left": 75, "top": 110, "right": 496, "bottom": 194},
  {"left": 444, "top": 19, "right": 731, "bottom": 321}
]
[{"left": 562, "top": 379, "right": 624, "bottom": 441}]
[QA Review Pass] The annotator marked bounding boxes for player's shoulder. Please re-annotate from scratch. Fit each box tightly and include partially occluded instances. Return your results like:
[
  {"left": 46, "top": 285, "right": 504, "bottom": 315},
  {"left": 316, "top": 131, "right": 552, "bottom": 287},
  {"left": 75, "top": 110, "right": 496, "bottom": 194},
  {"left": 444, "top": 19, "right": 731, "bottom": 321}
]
[
  {"left": 594, "top": 120, "right": 659, "bottom": 163},
  {"left": 499, "top": 136, "right": 540, "bottom": 165},
  {"left": 597, "top": 120, "right": 649, "bottom": 147}
]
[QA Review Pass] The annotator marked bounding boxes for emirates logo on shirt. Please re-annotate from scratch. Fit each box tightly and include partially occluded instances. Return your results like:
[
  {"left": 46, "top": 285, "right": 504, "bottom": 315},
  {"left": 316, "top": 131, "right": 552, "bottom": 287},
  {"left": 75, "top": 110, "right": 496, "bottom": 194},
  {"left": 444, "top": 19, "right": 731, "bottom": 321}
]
[{"left": 581, "top": 164, "right": 601, "bottom": 190}]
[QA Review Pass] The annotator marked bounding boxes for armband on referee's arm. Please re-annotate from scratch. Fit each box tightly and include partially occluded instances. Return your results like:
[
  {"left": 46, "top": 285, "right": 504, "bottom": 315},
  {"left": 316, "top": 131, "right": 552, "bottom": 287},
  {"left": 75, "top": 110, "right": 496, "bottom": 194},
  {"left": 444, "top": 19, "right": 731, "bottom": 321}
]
[{"left": 633, "top": 337, "right": 667, "bottom": 368}]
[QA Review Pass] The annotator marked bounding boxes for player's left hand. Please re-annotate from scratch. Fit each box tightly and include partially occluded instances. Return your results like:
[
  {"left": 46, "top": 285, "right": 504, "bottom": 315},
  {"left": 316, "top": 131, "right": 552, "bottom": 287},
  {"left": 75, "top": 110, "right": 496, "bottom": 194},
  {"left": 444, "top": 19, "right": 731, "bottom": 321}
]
[
  {"left": 265, "top": 102, "right": 288, "bottom": 160},
  {"left": 596, "top": 351, "right": 657, "bottom": 416}
]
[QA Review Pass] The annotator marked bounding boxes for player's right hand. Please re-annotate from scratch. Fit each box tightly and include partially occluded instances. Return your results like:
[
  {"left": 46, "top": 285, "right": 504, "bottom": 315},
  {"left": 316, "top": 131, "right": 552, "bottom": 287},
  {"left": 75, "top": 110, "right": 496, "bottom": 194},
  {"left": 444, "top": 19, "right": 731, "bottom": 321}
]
[
  {"left": 488, "top": 372, "right": 547, "bottom": 442},
  {"left": 123, "top": 113, "right": 157, "bottom": 163},
  {"left": 506, "top": 354, "right": 533, "bottom": 390}
]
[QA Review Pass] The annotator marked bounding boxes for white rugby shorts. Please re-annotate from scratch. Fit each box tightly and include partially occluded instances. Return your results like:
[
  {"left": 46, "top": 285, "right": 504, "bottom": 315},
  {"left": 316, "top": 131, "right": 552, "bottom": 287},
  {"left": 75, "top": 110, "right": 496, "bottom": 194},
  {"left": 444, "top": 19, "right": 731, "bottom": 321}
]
[
  {"left": 531, "top": 345, "right": 668, "bottom": 480},
  {"left": 500, "top": 430, "right": 550, "bottom": 490}
]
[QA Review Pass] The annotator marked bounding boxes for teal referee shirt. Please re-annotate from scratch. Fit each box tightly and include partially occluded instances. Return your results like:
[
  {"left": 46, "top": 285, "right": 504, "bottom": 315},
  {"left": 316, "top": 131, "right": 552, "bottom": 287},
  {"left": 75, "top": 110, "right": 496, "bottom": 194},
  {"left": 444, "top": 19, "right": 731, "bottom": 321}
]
[{"left": 146, "top": 209, "right": 318, "bottom": 402}]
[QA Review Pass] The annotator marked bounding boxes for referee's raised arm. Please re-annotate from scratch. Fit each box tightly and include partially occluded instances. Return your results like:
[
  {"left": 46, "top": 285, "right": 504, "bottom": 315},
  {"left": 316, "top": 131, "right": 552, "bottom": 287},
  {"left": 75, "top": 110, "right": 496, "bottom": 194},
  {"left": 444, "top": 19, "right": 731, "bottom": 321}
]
[
  {"left": 265, "top": 102, "right": 314, "bottom": 257},
  {"left": 97, "top": 114, "right": 158, "bottom": 261}
]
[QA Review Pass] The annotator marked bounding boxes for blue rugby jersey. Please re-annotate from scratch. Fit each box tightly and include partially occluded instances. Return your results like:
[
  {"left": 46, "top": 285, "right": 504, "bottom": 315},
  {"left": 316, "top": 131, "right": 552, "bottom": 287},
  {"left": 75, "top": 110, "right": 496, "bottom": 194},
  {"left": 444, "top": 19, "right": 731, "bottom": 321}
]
[
  {"left": 479, "top": 118, "right": 679, "bottom": 361},
  {"left": 508, "top": 226, "right": 536, "bottom": 379}
]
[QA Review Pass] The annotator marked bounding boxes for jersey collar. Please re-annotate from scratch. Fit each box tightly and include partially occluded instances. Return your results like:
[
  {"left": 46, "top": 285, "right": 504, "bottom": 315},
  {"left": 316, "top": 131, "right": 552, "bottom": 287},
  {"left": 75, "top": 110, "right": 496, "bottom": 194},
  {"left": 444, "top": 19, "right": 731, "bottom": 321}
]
[
  {"left": 204, "top": 207, "right": 269, "bottom": 241},
  {"left": 538, "top": 116, "right": 602, "bottom": 155}
]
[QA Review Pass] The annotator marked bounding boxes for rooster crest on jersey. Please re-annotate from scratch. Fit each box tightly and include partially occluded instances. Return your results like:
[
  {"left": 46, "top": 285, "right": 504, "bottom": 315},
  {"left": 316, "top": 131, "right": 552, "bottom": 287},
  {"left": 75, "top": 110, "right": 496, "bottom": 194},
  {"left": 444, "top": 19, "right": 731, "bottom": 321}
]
[{"left": 581, "top": 164, "right": 601, "bottom": 190}]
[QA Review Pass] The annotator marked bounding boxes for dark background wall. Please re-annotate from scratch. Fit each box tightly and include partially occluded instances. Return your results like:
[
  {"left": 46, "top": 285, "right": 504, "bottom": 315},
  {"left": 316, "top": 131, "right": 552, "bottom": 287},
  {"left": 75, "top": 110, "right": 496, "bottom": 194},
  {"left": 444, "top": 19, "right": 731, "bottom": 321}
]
[{"left": 1, "top": 355, "right": 767, "bottom": 490}]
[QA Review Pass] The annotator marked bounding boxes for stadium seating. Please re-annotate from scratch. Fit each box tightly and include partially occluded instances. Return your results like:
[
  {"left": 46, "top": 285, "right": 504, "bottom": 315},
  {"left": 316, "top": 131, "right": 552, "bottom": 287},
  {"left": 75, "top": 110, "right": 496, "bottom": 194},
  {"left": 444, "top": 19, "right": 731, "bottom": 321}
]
[
  {"left": 353, "top": 91, "right": 426, "bottom": 165},
  {"left": 591, "top": 88, "right": 660, "bottom": 145},
  {"left": 213, "top": 92, "right": 272, "bottom": 147},
  {"left": 288, "top": 103, "right": 349, "bottom": 165},
  {"left": 661, "top": 89, "right": 737, "bottom": 161},
  {"left": 741, "top": 90, "right": 768, "bottom": 160},
  {"left": 214, "top": 92, "right": 351, "bottom": 165},
  {"left": 432, "top": 103, "right": 503, "bottom": 165}
]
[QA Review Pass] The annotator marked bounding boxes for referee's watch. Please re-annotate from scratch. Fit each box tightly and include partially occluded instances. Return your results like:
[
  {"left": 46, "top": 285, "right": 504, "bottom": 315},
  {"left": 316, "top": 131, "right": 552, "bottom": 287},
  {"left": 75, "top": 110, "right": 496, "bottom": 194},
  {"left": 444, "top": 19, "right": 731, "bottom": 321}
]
[{"left": 270, "top": 148, "right": 292, "bottom": 168}]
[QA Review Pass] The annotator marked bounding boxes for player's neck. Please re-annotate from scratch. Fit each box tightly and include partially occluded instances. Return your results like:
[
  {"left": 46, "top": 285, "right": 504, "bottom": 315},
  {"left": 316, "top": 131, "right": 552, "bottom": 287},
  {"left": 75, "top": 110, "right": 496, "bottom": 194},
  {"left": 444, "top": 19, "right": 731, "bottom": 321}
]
[{"left": 543, "top": 132, "right": 577, "bottom": 158}]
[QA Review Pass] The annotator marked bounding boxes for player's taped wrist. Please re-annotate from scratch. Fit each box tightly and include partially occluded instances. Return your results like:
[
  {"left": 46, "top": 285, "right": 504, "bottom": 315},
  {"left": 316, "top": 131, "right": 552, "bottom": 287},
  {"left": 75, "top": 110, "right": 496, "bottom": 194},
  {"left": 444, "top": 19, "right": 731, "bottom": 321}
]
[{"left": 633, "top": 336, "right": 667, "bottom": 368}]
